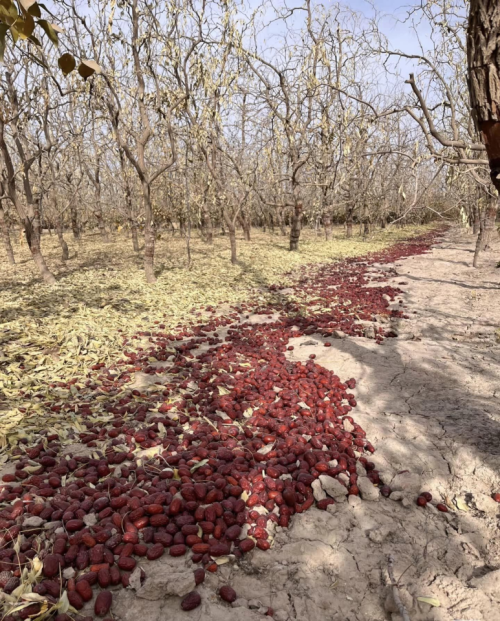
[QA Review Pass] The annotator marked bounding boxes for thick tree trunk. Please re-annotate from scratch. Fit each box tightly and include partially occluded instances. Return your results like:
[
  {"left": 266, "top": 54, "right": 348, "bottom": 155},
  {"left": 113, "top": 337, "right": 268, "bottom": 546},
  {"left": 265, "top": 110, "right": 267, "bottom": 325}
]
[
  {"left": 56, "top": 221, "right": 69, "bottom": 261},
  {"left": 240, "top": 213, "right": 251, "bottom": 241},
  {"left": 324, "top": 212, "right": 332, "bottom": 241},
  {"left": 473, "top": 204, "right": 481, "bottom": 234},
  {"left": 0, "top": 204, "right": 15, "bottom": 264},
  {"left": 70, "top": 203, "right": 80, "bottom": 241},
  {"left": 289, "top": 202, "right": 302, "bottom": 251},
  {"left": 467, "top": 1, "right": 500, "bottom": 190},
  {"left": 228, "top": 223, "right": 237, "bottom": 264},
  {"left": 346, "top": 209, "right": 353, "bottom": 238},
  {"left": 142, "top": 182, "right": 156, "bottom": 283},
  {"left": 473, "top": 197, "right": 498, "bottom": 267},
  {"left": 131, "top": 222, "right": 140, "bottom": 252},
  {"left": 202, "top": 205, "right": 214, "bottom": 244},
  {"left": 24, "top": 205, "right": 56, "bottom": 284}
]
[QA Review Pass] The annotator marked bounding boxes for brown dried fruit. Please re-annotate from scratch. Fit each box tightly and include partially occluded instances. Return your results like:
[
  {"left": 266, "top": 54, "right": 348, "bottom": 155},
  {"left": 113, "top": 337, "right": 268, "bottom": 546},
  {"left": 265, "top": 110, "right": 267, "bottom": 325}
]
[
  {"left": 180, "top": 591, "right": 201, "bottom": 611},
  {"left": 219, "top": 585, "right": 237, "bottom": 603},
  {"left": 95, "top": 590, "right": 113, "bottom": 617}
]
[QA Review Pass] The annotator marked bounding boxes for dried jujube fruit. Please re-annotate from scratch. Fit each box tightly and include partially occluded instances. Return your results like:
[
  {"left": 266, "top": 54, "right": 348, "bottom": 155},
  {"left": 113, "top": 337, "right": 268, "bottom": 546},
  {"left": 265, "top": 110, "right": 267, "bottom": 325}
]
[
  {"left": 219, "top": 585, "right": 237, "bottom": 603},
  {"left": 180, "top": 591, "right": 201, "bottom": 611}
]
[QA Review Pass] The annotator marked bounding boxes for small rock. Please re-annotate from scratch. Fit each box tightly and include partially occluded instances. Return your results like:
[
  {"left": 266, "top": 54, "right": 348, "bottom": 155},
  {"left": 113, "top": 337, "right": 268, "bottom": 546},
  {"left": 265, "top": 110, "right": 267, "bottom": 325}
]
[
  {"left": 343, "top": 419, "right": 355, "bottom": 433},
  {"left": 356, "top": 462, "right": 367, "bottom": 477},
  {"left": 273, "top": 611, "right": 288, "bottom": 621},
  {"left": 401, "top": 497, "right": 412, "bottom": 508},
  {"left": 348, "top": 495, "right": 362, "bottom": 508},
  {"left": 231, "top": 599, "right": 248, "bottom": 608},
  {"left": 326, "top": 504, "right": 337, "bottom": 515},
  {"left": 338, "top": 472, "right": 350, "bottom": 485},
  {"left": 474, "top": 493, "right": 499, "bottom": 516},
  {"left": 63, "top": 567, "right": 75, "bottom": 580},
  {"left": 379, "top": 471, "right": 394, "bottom": 486},
  {"left": 258, "top": 607, "right": 269, "bottom": 615},
  {"left": 22, "top": 516, "right": 45, "bottom": 528},
  {"left": 363, "top": 325, "right": 376, "bottom": 339},
  {"left": 83, "top": 513, "right": 97, "bottom": 527},
  {"left": 328, "top": 460, "right": 338, "bottom": 468},
  {"left": 248, "top": 599, "right": 263, "bottom": 609},
  {"left": 312, "top": 479, "right": 326, "bottom": 501},
  {"left": 389, "top": 491, "right": 404, "bottom": 502},
  {"left": 332, "top": 330, "right": 346, "bottom": 339},
  {"left": 358, "top": 476, "right": 380, "bottom": 501},
  {"left": 319, "top": 475, "right": 348, "bottom": 501}
]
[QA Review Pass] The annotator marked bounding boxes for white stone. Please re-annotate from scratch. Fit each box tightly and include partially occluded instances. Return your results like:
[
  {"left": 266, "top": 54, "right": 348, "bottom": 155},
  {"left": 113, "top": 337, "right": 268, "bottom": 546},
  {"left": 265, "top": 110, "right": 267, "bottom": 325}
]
[
  {"left": 319, "top": 475, "right": 348, "bottom": 501},
  {"left": 312, "top": 479, "right": 326, "bottom": 501},
  {"left": 358, "top": 476, "right": 380, "bottom": 501},
  {"left": 474, "top": 493, "right": 499, "bottom": 516}
]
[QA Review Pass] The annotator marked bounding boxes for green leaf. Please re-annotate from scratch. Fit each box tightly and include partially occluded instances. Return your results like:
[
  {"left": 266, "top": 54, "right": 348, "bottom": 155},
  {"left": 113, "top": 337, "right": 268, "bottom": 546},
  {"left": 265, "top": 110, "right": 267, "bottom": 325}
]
[
  {"left": 58, "top": 52, "right": 75, "bottom": 75},
  {"left": 37, "top": 18, "right": 58, "bottom": 45},
  {"left": 417, "top": 597, "right": 440, "bottom": 607},
  {"left": 0, "top": 23, "right": 8, "bottom": 62}
]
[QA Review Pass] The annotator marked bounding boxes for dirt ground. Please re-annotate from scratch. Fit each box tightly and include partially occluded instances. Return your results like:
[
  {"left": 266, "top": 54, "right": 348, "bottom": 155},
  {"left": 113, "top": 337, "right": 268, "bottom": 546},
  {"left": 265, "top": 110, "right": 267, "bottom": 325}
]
[{"left": 83, "top": 227, "right": 498, "bottom": 621}]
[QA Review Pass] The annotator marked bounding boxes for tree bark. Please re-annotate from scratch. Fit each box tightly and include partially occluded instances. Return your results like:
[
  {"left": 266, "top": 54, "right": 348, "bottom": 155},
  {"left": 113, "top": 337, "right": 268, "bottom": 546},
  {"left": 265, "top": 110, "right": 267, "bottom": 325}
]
[
  {"left": 346, "top": 209, "right": 354, "bottom": 238},
  {"left": 202, "top": 204, "right": 214, "bottom": 244},
  {"left": 70, "top": 203, "right": 80, "bottom": 240},
  {"left": 289, "top": 202, "right": 302, "bottom": 251},
  {"left": 56, "top": 220, "right": 69, "bottom": 261},
  {"left": 473, "top": 204, "right": 481, "bottom": 234},
  {"left": 473, "top": 196, "right": 498, "bottom": 267},
  {"left": 467, "top": 1, "right": 500, "bottom": 190},
  {"left": 324, "top": 212, "right": 332, "bottom": 241},
  {"left": 131, "top": 221, "right": 140, "bottom": 252},
  {"left": 0, "top": 203, "right": 15, "bottom": 265}
]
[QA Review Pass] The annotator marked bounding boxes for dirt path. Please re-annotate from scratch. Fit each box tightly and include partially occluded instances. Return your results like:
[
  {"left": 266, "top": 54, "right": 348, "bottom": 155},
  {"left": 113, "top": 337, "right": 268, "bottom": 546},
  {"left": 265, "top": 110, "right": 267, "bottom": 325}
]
[{"left": 108, "top": 228, "right": 500, "bottom": 621}]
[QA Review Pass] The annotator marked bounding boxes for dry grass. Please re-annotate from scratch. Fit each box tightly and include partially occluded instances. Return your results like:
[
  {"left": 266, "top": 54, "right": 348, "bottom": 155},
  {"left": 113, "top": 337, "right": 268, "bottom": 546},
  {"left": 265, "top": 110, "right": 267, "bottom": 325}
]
[{"left": 0, "top": 224, "right": 434, "bottom": 403}]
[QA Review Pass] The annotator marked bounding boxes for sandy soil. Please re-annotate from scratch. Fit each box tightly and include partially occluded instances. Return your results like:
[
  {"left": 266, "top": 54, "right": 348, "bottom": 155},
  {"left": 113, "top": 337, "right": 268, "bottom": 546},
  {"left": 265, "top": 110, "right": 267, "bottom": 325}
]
[{"left": 57, "top": 228, "right": 500, "bottom": 621}]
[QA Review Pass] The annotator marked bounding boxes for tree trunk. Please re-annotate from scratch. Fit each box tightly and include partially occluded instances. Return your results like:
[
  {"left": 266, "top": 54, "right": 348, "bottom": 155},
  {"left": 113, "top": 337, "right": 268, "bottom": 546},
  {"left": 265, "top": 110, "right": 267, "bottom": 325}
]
[
  {"left": 346, "top": 209, "right": 353, "bottom": 238},
  {"left": 473, "top": 197, "right": 498, "bottom": 267},
  {"left": 278, "top": 209, "right": 287, "bottom": 236},
  {"left": 324, "top": 212, "right": 332, "bottom": 241},
  {"left": 142, "top": 181, "right": 156, "bottom": 283},
  {"left": 0, "top": 204, "right": 15, "bottom": 264},
  {"left": 467, "top": 1, "right": 500, "bottom": 191},
  {"left": 24, "top": 205, "right": 56, "bottom": 284},
  {"left": 289, "top": 202, "right": 302, "bottom": 251},
  {"left": 70, "top": 203, "right": 80, "bottom": 240},
  {"left": 56, "top": 220, "right": 69, "bottom": 261},
  {"left": 363, "top": 220, "right": 370, "bottom": 239},
  {"left": 202, "top": 205, "right": 213, "bottom": 244},
  {"left": 473, "top": 204, "right": 481, "bottom": 234},
  {"left": 240, "top": 213, "right": 251, "bottom": 241},
  {"left": 0, "top": 116, "right": 55, "bottom": 283},
  {"left": 131, "top": 221, "right": 140, "bottom": 252}
]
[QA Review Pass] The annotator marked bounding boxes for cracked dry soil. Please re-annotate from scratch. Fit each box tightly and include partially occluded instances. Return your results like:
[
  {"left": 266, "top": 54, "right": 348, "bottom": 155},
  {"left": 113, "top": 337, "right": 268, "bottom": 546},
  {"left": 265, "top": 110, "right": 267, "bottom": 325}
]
[{"left": 97, "top": 228, "right": 500, "bottom": 621}]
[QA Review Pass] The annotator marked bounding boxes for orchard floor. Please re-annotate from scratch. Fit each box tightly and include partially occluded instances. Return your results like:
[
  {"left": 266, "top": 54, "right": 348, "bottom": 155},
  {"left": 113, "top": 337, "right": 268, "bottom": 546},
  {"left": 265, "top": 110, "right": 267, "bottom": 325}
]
[
  {"left": 97, "top": 228, "right": 500, "bottom": 621},
  {"left": 3, "top": 227, "right": 500, "bottom": 621}
]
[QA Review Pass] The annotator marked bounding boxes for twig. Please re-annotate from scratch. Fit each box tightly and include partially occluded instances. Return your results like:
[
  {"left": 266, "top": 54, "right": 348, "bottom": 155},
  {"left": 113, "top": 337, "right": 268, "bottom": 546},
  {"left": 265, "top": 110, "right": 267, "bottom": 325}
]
[{"left": 387, "top": 555, "right": 411, "bottom": 621}]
